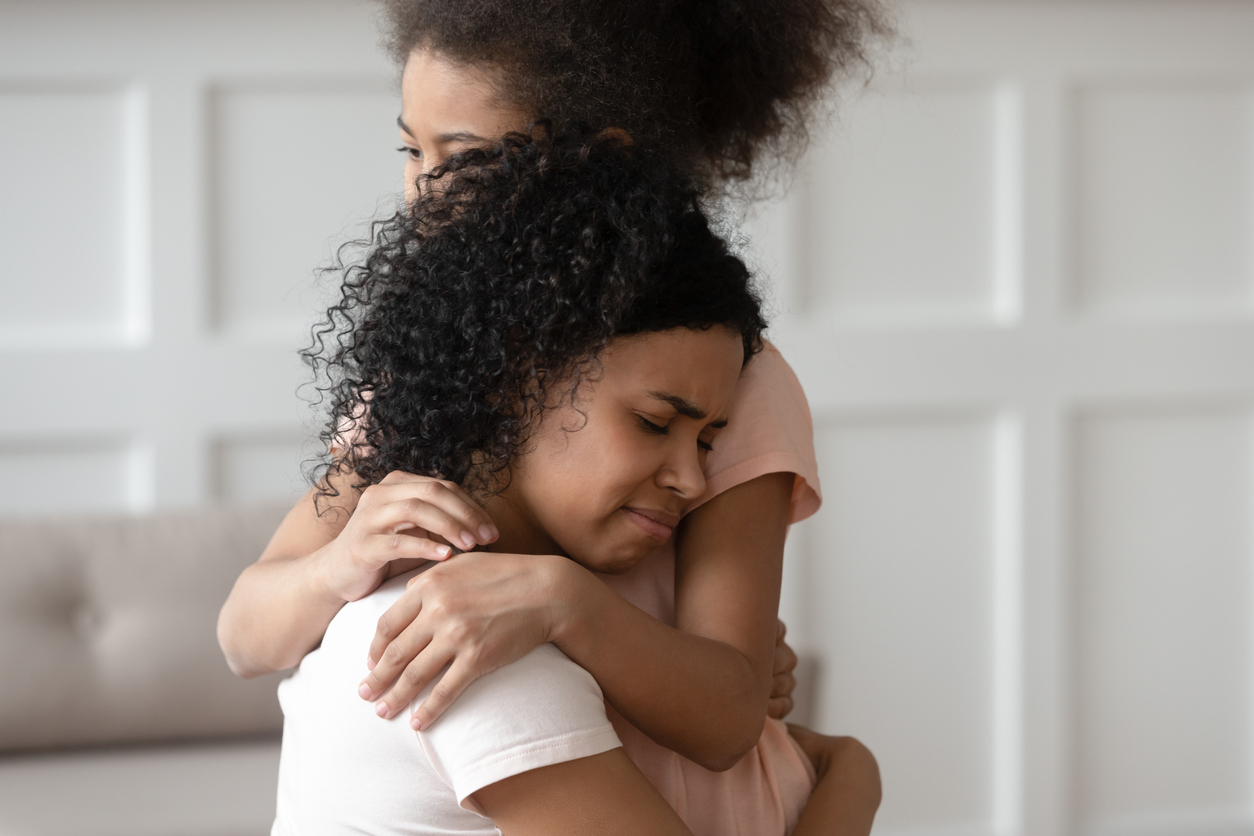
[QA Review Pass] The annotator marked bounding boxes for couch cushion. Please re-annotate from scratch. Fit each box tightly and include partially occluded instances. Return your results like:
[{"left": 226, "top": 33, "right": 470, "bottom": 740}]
[
  {"left": 0, "top": 504, "right": 291, "bottom": 752},
  {"left": 0, "top": 738, "right": 281, "bottom": 836}
]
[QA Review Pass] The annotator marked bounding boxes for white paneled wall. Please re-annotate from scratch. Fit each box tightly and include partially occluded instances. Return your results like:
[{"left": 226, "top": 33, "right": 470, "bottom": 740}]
[
  {"left": 756, "top": 3, "right": 1254, "bottom": 836},
  {"left": 0, "top": 1, "right": 401, "bottom": 514},
  {"left": 2, "top": 2, "right": 1253, "bottom": 836}
]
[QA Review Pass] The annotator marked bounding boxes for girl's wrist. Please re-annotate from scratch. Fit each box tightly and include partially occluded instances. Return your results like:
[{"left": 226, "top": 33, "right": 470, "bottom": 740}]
[
  {"left": 541, "top": 559, "right": 589, "bottom": 651},
  {"left": 543, "top": 555, "right": 599, "bottom": 656},
  {"left": 306, "top": 543, "right": 352, "bottom": 605}
]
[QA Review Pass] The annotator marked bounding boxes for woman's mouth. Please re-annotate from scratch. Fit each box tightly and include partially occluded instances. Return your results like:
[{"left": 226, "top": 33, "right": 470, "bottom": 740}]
[{"left": 622, "top": 507, "right": 679, "bottom": 542}]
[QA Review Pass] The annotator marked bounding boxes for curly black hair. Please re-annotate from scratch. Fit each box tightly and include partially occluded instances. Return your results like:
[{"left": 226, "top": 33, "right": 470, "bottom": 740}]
[
  {"left": 380, "top": 0, "right": 889, "bottom": 183},
  {"left": 306, "top": 128, "right": 766, "bottom": 499}
]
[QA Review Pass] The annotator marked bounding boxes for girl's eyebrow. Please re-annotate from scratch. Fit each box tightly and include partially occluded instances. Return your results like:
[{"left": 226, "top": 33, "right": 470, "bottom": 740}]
[
  {"left": 435, "top": 130, "right": 488, "bottom": 144},
  {"left": 396, "top": 116, "right": 487, "bottom": 146},
  {"left": 646, "top": 391, "right": 727, "bottom": 428}
]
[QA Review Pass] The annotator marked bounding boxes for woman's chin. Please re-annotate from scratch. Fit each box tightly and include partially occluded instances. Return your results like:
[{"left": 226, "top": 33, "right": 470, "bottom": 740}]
[{"left": 570, "top": 542, "right": 653, "bottom": 575}]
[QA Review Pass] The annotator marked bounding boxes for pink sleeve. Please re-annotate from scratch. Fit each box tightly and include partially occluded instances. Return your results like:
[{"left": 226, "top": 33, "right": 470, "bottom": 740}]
[{"left": 692, "top": 342, "right": 822, "bottom": 524}]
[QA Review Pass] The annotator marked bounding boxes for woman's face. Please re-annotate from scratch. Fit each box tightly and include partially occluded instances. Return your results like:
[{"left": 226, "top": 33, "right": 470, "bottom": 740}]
[
  {"left": 490, "top": 327, "right": 745, "bottom": 574},
  {"left": 398, "top": 48, "right": 532, "bottom": 203}
]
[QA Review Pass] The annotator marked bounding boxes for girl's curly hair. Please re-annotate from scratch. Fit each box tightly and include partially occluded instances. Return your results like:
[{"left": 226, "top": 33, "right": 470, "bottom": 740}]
[
  {"left": 305, "top": 128, "right": 766, "bottom": 499},
  {"left": 380, "top": 0, "right": 890, "bottom": 183}
]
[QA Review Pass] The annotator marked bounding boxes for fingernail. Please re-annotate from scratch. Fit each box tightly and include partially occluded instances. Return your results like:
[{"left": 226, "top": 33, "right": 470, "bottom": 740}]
[
  {"left": 411, "top": 715, "right": 425, "bottom": 731},
  {"left": 459, "top": 530, "right": 476, "bottom": 550},
  {"left": 478, "top": 525, "right": 495, "bottom": 542},
  {"left": 366, "top": 655, "right": 376, "bottom": 670},
  {"left": 375, "top": 702, "right": 389, "bottom": 718},
  {"left": 358, "top": 682, "right": 372, "bottom": 700},
  {"left": 435, "top": 544, "right": 451, "bottom": 558}
]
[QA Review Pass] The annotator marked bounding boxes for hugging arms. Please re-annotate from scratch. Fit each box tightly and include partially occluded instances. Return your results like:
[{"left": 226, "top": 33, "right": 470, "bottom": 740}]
[
  {"left": 250, "top": 132, "right": 877, "bottom": 835},
  {"left": 216, "top": 0, "right": 889, "bottom": 829}
]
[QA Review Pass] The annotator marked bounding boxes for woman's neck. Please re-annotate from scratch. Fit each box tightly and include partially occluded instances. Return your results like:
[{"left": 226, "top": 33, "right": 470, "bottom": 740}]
[{"left": 480, "top": 493, "right": 564, "bottom": 557}]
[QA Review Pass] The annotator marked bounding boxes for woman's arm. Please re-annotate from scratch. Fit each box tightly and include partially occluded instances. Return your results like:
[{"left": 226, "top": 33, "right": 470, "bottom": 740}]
[
  {"left": 364, "top": 471, "right": 792, "bottom": 771},
  {"left": 217, "top": 470, "right": 498, "bottom": 677},
  {"left": 474, "top": 749, "right": 693, "bottom": 836}
]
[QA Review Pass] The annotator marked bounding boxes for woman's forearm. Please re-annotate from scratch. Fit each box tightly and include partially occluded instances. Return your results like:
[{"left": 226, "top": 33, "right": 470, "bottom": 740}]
[
  {"left": 217, "top": 548, "right": 345, "bottom": 677},
  {"left": 552, "top": 566, "right": 768, "bottom": 771}
]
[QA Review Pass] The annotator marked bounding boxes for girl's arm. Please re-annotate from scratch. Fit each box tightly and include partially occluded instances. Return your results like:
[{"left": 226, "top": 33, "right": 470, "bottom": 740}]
[
  {"left": 364, "top": 471, "right": 791, "bottom": 771},
  {"left": 474, "top": 749, "right": 693, "bottom": 836},
  {"left": 217, "top": 469, "right": 498, "bottom": 677}
]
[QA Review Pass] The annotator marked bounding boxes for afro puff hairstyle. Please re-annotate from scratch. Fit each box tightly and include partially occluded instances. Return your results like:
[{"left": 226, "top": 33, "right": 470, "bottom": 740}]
[
  {"left": 305, "top": 127, "right": 766, "bottom": 500},
  {"left": 380, "top": 0, "right": 889, "bottom": 183}
]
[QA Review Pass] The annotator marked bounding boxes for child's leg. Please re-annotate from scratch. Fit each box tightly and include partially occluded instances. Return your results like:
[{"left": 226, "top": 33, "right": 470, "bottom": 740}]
[{"left": 787, "top": 724, "right": 882, "bottom": 836}]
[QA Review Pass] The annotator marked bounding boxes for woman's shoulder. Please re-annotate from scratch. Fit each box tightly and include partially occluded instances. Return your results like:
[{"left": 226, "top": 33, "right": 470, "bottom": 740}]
[{"left": 699, "top": 341, "right": 821, "bottom": 523}]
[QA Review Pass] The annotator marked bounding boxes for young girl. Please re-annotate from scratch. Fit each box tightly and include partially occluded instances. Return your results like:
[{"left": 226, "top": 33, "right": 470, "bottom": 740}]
[
  {"left": 219, "top": 1, "right": 887, "bottom": 833},
  {"left": 272, "top": 129, "right": 877, "bottom": 836}
]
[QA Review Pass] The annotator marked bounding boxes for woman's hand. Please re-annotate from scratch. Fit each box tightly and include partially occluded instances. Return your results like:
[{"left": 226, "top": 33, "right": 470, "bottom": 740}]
[
  {"left": 359, "top": 551, "right": 572, "bottom": 728},
  {"left": 315, "top": 471, "right": 499, "bottom": 603},
  {"left": 768, "top": 619, "right": 799, "bottom": 720}
]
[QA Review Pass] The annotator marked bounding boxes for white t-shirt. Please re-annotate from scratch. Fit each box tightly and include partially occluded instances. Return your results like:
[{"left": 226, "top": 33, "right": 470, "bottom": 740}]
[{"left": 272, "top": 564, "right": 622, "bottom": 836}]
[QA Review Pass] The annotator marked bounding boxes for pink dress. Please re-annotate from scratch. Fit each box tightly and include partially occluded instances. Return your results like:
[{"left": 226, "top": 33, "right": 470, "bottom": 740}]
[{"left": 598, "top": 342, "right": 823, "bottom": 836}]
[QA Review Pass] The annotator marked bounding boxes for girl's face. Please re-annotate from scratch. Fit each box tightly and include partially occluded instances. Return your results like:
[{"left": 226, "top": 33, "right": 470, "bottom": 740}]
[
  {"left": 489, "top": 327, "right": 745, "bottom": 574},
  {"left": 398, "top": 48, "right": 532, "bottom": 203}
]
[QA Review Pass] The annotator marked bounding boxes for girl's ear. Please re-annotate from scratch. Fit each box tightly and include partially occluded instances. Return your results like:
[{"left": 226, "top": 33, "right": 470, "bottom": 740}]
[{"left": 597, "top": 127, "right": 633, "bottom": 146}]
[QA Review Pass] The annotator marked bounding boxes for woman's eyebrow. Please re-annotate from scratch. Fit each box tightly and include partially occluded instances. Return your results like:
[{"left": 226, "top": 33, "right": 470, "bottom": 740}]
[
  {"left": 396, "top": 115, "right": 414, "bottom": 136},
  {"left": 647, "top": 390, "right": 727, "bottom": 430}
]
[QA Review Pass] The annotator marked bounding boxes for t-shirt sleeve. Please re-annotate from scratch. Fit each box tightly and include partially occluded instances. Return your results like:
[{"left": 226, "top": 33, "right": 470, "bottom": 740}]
[
  {"left": 416, "top": 643, "right": 623, "bottom": 814},
  {"left": 693, "top": 342, "right": 822, "bottom": 524}
]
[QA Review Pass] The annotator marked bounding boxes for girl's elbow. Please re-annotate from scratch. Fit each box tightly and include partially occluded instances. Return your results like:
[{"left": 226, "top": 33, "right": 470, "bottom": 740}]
[
  {"left": 695, "top": 715, "right": 766, "bottom": 772},
  {"left": 217, "top": 606, "right": 267, "bottom": 679}
]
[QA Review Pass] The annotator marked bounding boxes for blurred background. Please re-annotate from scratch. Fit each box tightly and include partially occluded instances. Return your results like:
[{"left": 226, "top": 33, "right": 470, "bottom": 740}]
[{"left": 1, "top": 1, "right": 1252, "bottom": 835}]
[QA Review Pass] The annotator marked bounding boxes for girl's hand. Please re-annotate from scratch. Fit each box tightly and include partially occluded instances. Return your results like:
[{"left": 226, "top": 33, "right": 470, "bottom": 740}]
[
  {"left": 316, "top": 471, "right": 499, "bottom": 603},
  {"left": 767, "top": 619, "right": 798, "bottom": 720},
  {"left": 359, "top": 551, "right": 571, "bottom": 728}
]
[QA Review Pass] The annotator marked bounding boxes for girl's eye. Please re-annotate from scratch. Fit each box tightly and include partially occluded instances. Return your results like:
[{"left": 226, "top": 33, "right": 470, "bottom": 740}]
[
  {"left": 698, "top": 439, "right": 714, "bottom": 452},
  {"left": 638, "top": 415, "right": 668, "bottom": 435},
  {"left": 397, "top": 146, "right": 422, "bottom": 160}
]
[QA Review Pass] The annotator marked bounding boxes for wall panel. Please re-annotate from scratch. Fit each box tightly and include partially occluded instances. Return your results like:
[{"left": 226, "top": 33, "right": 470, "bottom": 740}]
[
  {"left": 805, "top": 415, "right": 1003, "bottom": 833},
  {"left": 0, "top": 441, "right": 142, "bottom": 517},
  {"left": 1075, "top": 407, "right": 1253, "bottom": 833},
  {"left": 209, "top": 83, "right": 400, "bottom": 336},
  {"left": 801, "top": 80, "right": 1020, "bottom": 324},
  {"left": 1074, "top": 85, "right": 1254, "bottom": 315},
  {"left": 0, "top": 85, "right": 143, "bottom": 346}
]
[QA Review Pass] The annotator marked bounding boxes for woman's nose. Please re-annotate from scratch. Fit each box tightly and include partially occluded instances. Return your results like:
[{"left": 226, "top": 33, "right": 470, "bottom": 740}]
[{"left": 657, "top": 444, "right": 706, "bottom": 500}]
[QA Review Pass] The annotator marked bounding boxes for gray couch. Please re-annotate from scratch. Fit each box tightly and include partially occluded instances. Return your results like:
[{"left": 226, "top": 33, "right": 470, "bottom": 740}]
[{"left": 0, "top": 505, "right": 291, "bottom": 836}]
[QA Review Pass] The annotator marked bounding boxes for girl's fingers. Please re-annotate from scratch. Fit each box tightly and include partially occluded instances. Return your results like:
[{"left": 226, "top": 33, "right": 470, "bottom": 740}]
[
  {"left": 767, "top": 695, "right": 794, "bottom": 720},
  {"left": 772, "top": 635, "right": 798, "bottom": 677},
  {"left": 365, "top": 588, "right": 426, "bottom": 674},
  {"left": 368, "top": 496, "right": 478, "bottom": 552},
  {"left": 376, "top": 644, "right": 455, "bottom": 721},
  {"left": 366, "top": 532, "right": 454, "bottom": 565},
  {"left": 410, "top": 656, "right": 485, "bottom": 731},
  {"left": 362, "top": 622, "right": 435, "bottom": 708},
  {"left": 770, "top": 671, "right": 796, "bottom": 701},
  {"left": 368, "top": 483, "right": 497, "bottom": 550}
]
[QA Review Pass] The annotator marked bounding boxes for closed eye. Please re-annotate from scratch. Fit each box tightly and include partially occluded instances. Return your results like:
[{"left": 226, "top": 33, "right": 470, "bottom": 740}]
[{"left": 638, "top": 415, "right": 668, "bottom": 435}]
